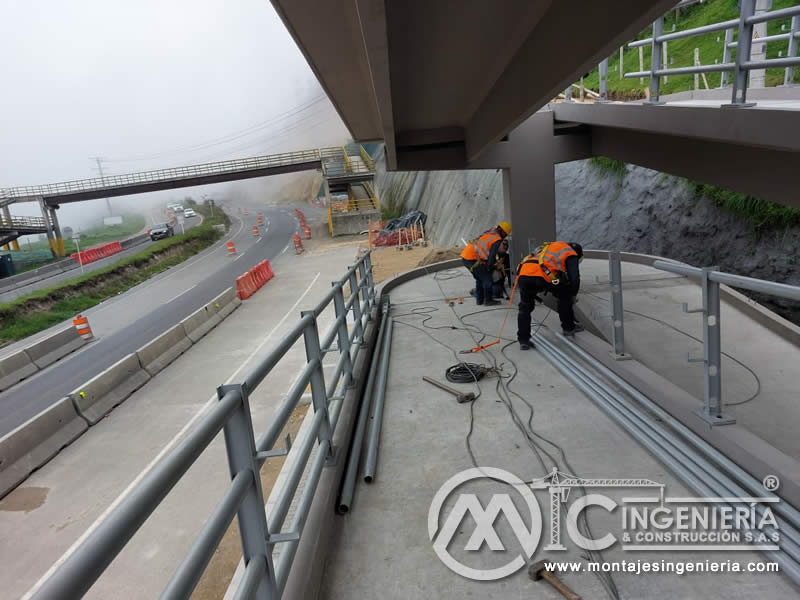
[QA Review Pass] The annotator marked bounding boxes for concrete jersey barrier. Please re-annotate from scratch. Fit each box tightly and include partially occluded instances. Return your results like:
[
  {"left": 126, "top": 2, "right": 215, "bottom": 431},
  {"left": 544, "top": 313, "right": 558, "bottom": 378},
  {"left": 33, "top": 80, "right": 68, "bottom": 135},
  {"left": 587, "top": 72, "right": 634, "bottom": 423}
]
[
  {"left": 70, "top": 353, "right": 151, "bottom": 425},
  {"left": 0, "top": 397, "right": 88, "bottom": 498},
  {"left": 24, "top": 326, "right": 87, "bottom": 370},
  {"left": 0, "top": 349, "right": 39, "bottom": 391},
  {"left": 181, "top": 286, "right": 240, "bottom": 342},
  {"left": 136, "top": 324, "right": 192, "bottom": 376}
]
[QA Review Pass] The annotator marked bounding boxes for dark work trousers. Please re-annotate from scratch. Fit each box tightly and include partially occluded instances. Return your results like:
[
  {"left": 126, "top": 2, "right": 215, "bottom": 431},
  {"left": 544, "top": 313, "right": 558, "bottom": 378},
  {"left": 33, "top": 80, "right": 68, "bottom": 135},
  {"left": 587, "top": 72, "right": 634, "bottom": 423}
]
[
  {"left": 516, "top": 276, "right": 577, "bottom": 342},
  {"left": 462, "top": 259, "right": 493, "bottom": 303}
]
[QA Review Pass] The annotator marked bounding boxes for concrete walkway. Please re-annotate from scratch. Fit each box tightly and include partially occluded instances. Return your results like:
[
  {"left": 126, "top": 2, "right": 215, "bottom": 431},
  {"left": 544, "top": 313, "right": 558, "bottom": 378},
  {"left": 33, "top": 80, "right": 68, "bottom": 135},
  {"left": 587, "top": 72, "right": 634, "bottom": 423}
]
[
  {"left": 577, "top": 258, "right": 800, "bottom": 462},
  {"left": 321, "top": 268, "right": 796, "bottom": 599},
  {"left": 0, "top": 239, "right": 360, "bottom": 599}
]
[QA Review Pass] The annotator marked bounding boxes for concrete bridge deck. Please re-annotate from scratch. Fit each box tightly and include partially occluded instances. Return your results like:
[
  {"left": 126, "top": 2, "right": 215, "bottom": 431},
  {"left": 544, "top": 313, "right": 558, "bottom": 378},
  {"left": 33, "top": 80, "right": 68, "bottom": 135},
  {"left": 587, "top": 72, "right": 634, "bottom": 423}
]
[{"left": 320, "top": 263, "right": 799, "bottom": 599}]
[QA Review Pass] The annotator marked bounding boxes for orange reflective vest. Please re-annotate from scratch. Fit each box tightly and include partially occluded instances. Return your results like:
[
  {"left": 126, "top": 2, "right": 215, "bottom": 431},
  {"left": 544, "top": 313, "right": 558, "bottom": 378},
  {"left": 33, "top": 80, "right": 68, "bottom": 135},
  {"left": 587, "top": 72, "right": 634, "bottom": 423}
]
[
  {"left": 517, "top": 254, "right": 546, "bottom": 279},
  {"left": 460, "top": 232, "right": 502, "bottom": 262}
]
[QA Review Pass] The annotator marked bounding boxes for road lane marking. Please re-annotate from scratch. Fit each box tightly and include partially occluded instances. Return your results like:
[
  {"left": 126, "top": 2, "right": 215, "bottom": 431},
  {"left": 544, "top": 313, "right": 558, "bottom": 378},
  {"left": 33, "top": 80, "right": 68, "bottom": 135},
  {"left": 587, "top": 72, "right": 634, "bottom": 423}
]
[
  {"left": 164, "top": 284, "right": 197, "bottom": 305},
  {"left": 22, "top": 271, "right": 322, "bottom": 600}
]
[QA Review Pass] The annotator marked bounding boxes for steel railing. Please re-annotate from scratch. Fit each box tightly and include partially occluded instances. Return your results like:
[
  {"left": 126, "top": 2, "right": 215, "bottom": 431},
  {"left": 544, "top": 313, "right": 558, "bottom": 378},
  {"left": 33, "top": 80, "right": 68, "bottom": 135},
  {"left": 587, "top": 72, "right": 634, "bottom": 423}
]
[
  {"left": 0, "top": 214, "right": 52, "bottom": 231},
  {"left": 30, "top": 252, "right": 377, "bottom": 600},
  {"left": 603, "top": 254, "right": 800, "bottom": 427},
  {"left": 624, "top": 1, "right": 800, "bottom": 105}
]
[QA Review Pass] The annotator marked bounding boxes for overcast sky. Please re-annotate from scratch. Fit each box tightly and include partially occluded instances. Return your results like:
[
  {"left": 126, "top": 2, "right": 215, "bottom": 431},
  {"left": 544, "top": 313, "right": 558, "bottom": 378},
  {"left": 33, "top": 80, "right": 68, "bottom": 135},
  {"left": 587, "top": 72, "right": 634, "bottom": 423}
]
[{"left": 0, "top": 0, "right": 348, "bottom": 226}]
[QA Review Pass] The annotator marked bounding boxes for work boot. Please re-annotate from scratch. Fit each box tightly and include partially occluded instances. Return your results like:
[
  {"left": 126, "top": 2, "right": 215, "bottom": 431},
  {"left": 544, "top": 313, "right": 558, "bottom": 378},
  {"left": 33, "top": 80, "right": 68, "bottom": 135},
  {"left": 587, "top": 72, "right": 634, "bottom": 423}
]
[
  {"left": 519, "top": 339, "right": 535, "bottom": 351},
  {"left": 476, "top": 298, "right": 484, "bottom": 305},
  {"left": 562, "top": 323, "right": 585, "bottom": 337},
  {"left": 484, "top": 299, "right": 500, "bottom": 306}
]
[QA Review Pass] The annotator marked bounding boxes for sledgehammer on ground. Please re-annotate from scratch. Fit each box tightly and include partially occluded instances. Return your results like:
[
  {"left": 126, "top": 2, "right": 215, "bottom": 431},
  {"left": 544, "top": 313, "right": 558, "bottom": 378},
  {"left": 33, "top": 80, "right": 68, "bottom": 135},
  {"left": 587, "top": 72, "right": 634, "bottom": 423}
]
[
  {"left": 528, "top": 560, "right": 582, "bottom": 600},
  {"left": 422, "top": 376, "right": 475, "bottom": 403}
]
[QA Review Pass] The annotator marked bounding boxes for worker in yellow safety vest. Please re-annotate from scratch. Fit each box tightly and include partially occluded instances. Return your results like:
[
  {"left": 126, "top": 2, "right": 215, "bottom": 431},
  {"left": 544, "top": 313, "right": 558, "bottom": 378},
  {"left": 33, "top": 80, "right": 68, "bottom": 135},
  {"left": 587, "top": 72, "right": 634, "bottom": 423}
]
[
  {"left": 515, "top": 241, "right": 584, "bottom": 350},
  {"left": 460, "top": 221, "right": 512, "bottom": 305}
]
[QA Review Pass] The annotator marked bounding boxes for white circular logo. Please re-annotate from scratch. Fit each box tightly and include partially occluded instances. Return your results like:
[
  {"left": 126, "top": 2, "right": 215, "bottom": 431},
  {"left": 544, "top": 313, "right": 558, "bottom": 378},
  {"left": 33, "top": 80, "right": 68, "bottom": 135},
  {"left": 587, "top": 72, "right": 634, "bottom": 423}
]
[
  {"left": 428, "top": 467, "right": 542, "bottom": 580},
  {"left": 763, "top": 474, "right": 780, "bottom": 492}
]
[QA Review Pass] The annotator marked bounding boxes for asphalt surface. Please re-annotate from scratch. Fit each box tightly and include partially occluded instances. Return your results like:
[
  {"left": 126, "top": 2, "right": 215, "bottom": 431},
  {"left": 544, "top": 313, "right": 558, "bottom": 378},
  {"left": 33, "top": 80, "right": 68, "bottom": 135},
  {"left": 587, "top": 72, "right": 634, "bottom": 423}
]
[
  {"left": 0, "top": 205, "right": 297, "bottom": 436},
  {"left": 0, "top": 210, "right": 198, "bottom": 303}
]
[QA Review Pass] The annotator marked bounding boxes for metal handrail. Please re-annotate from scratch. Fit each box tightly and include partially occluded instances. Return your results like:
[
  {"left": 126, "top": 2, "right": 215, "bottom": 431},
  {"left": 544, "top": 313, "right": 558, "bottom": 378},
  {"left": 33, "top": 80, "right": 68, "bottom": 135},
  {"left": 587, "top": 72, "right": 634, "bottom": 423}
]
[
  {"left": 624, "top": 1, "right": 800, "bottom": 105},
  {"left": 1, "top": 146, "right": 372, "bottom": 203},
  {"left": 30, "top": 252, "right": 376, "bottom": 600}
]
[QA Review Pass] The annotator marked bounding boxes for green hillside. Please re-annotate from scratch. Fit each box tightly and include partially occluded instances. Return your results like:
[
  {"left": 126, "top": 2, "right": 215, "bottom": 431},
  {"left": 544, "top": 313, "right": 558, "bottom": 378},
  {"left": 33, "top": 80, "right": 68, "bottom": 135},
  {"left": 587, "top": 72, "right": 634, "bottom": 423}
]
[{"left": 580, "top": 0, "right": 799, "bottom": 98}]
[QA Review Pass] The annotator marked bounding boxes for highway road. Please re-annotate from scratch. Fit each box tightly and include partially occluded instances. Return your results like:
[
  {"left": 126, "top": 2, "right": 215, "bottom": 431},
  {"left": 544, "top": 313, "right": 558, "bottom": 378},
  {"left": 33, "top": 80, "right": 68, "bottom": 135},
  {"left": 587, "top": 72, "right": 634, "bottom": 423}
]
[
  {"left": 0, "top": 209, "right": 199, "bottom": 303},
  {"left": 0, "top": 204, "right": 298, "bottom": 436}
]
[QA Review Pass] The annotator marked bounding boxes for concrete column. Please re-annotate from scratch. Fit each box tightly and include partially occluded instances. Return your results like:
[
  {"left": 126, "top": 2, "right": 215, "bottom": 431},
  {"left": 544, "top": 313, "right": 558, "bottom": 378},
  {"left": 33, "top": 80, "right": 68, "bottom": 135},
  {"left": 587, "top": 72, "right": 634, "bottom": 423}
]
[
  {"left": 501, "top": 162, "right": 556, "bottom": 262},
  {"left": 39, "top": 199, "right": 57, "bottom": 257},
  {"left": 49, "top": 207, "right": 65, "bottom": 256}
]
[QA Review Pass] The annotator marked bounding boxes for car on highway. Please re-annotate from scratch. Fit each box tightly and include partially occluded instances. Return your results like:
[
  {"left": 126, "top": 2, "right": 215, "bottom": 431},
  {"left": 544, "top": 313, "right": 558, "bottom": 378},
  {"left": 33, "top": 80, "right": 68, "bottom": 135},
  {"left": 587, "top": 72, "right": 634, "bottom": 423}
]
[
  {"left": 149, "top": 223, "right": 174, "bottom": 241},
  {"left": 183, "top": 208, "right": 197, "bottom": 218}
]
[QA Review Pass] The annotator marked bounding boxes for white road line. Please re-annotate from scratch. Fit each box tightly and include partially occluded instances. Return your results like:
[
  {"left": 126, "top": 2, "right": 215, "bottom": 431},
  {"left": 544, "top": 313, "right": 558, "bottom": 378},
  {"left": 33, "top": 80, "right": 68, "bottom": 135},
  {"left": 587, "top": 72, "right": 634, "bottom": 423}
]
[
  {"left": 164, "top": 284, "right": 197, "bottom": 305},
  {"left": 233, "top": 253, "right": 244, "bottom": 261},
  {"left": 22, "top": 271, "right": 322, "bottom": 600}
]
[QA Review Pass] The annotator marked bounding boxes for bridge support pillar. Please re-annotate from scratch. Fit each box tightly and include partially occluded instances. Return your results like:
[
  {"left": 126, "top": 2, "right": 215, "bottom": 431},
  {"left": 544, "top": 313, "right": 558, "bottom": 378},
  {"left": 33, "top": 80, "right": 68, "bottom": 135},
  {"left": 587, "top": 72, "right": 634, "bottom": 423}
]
[
  {"left": 49, "top": 206, "right": 65, "bottom": 257},
  {"left": 39, "top": 199, "right": 57, "bottom": 257},
  {"left": 1, "top": 207, "right": 19, "bottom": 251},
  {"left": 501, "top": 162, "right": 556, "bottom": 260}
]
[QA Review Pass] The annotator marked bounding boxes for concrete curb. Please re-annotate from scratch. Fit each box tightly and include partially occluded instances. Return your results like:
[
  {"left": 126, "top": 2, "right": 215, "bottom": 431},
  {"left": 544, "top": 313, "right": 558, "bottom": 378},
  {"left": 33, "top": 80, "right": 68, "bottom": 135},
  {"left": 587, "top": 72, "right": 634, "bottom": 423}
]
[
  {"left": 0, "top": 349, "right": 39, "bottom": 391},
  {"left": 70, "top": 354, "right": 151, "bottom": 425},
  {"left": 23, "top": 326, "right": 86, "bottom": 370},
  {"left": 0, "top": 397, "right": 88, "bottom": 499},
  {"left": 136, "top": 324, "right": 193, "bottom": 377}
]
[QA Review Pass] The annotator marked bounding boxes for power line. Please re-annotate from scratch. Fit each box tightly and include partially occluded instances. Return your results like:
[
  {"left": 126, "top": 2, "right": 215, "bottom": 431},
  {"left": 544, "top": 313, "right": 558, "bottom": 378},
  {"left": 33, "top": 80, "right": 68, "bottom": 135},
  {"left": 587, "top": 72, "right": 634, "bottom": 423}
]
[{"left": 104, "top": 94, "right": 329, "bottom": 163}]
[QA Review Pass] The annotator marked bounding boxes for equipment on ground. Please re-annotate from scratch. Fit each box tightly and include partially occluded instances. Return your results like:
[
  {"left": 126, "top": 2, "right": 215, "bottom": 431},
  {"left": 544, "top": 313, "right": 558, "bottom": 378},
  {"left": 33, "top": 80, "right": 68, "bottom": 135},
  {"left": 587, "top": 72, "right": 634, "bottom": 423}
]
[
  {"left": 422, "top": 376, "right": 475, "bottom": 404},
  {"left": 528, "top": 561, "right": 582, "bottom": 600}
]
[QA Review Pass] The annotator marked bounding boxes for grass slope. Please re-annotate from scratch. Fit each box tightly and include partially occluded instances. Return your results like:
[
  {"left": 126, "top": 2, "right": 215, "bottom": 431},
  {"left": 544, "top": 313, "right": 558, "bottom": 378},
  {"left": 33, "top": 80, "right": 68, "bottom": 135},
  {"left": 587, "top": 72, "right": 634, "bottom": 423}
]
[{"left": 580, "top": 0, "right": 799, "bottom": 97}]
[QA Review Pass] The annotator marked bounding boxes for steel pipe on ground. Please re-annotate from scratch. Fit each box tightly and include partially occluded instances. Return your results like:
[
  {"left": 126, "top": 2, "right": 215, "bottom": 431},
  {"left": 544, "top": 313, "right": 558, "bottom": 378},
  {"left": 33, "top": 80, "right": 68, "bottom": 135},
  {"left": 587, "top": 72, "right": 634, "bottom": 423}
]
[
  {"left": 362, "top": 317, "right": 394, "bottom": 483},
  {"left": 533, "top": 332, "right": 800, "bottom": 584},
  {"left": 338, "top": 303, "right": 389, "bottom": 513}
]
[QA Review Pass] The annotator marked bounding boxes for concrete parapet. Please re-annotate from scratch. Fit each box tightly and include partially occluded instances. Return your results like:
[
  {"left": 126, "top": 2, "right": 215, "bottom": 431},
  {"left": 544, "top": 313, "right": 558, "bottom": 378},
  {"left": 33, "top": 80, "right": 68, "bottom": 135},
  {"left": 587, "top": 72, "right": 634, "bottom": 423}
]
[
  {"left": 70, "top": 354, "right": 151, "bottom": 425},
  {"left": 0, "top": 350, "right": 39, "bottom": 391},
  {"left": 23, "top": 327, "right": 86, "bottom": 370},
  {"left": 136, "top": 324, "right": 192, "bottom": 377},
  {"left": 0, "top": 397, "right": 87, "bottom": 498}
]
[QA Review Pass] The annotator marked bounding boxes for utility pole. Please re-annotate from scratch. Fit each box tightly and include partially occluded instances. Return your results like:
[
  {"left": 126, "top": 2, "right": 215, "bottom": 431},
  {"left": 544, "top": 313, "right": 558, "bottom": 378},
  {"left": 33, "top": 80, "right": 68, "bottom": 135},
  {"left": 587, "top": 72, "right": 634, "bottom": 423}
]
[{"left": 89, "top": 156, "right": 113, "bottom": 217}]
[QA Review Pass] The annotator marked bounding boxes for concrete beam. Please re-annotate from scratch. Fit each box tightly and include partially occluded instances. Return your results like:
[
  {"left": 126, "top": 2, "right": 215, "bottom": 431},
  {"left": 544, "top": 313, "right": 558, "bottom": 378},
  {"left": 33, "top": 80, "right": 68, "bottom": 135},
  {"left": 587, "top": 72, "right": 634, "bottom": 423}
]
[
  {"left": 270, "top": 0, "right": 382, "bottom": 141},
  {"left": 591, "top": 126, "right": 800, "bottom": 209},
  {"left": 553, "top": 102, "right": 800, "bottom": 154},
  {"left": 464, "top": 0, "right": 675, "bottom": 161}
]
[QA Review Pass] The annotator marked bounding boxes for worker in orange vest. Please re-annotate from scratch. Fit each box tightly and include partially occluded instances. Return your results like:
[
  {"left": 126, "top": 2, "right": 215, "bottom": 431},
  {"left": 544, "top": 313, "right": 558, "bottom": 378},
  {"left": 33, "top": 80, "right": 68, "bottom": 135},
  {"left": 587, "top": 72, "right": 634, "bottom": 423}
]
[
  {"left": 460, "top": 221, "right": 512, "bottom": 305},
  {"left": 516, "top": 241, "right": 584, "bottom": 349}
]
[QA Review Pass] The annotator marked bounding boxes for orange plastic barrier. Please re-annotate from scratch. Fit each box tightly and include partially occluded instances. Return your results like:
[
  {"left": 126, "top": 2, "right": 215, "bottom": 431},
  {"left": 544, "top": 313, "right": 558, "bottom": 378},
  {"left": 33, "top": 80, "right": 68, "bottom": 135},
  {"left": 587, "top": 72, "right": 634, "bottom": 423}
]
[
  {"left": 72, "top": 314, "right": 94, "bottom": 340},
  {"left": 236, "top": 260, "right": 275, "bottom": 300},
  {"left": 71, "top": 241, "right": 124, "bottom": 265}
]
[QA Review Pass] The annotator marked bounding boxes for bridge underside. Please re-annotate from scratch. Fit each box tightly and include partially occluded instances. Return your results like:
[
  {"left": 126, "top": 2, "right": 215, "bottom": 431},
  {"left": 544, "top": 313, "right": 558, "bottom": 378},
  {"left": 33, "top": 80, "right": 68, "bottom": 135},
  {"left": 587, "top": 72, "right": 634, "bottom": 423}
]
[{"left": 271, "top": 0, "right": 675, "bottom": 170}]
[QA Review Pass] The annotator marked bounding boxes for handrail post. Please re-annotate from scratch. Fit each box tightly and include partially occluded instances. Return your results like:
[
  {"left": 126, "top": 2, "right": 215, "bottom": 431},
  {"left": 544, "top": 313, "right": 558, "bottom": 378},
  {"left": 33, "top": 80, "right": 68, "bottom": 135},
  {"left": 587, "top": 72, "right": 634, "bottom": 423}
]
[
  {"left": 720, "top": 28, "right": 734, "bottom": 87},
  {"left": 348, "top": 268, "right": 364, "bottom": 345},
  {"left": 647, "top": 17, "right": 664, "bottom": 104},
  {"left": 598, "top": 58, "right": 609, "bottom": 103},
  {"left": 785, "top": 16, "right": 799, "bottom": 86},
  {"left": 301, "top": 312, "right": 333, "bottom": 450},
  {"left": 218, "top": 384, "right": 277, "bottom": 599},
  {"left": 695, "top": 268, "right": 735, "bottom": 426},
  {"left": 331, "top": 283, "right": 354, "bottom": 387},
  {"left": 608, "top": 251, "right": 630, "bottom": 361},
  {"left": 364, "top": 252, "right": 375, "bottom": 305},
  {"left": 728, "top": 0, "right": 757, "bottom": 107}
]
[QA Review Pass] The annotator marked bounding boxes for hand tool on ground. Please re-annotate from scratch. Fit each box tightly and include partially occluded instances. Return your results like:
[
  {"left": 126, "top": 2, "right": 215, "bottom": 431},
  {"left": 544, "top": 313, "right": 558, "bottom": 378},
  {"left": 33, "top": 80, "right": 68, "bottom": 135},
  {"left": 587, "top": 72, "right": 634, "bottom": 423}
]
[
  {"left": 528, "top": 561, "right": 582, "bottom": 600},
  {"left": 422, "top": 376, "right": 475, "bottom": 403}
]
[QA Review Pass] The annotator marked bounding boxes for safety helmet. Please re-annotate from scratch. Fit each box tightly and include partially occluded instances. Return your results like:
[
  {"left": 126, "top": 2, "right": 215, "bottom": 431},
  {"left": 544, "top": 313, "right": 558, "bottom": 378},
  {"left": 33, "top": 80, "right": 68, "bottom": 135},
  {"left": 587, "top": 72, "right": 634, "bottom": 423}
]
[
  {"left": 569, "top": 242, "right": 584, "bottom": 259},
  {"left": 498, "top": 221, "right": 512, "bottom": 235}
]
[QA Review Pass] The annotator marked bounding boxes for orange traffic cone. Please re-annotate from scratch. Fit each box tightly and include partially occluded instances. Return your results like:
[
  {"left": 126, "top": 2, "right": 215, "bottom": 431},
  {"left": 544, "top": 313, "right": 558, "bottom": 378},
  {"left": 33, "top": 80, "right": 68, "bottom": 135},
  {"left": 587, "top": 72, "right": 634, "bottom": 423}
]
[
  {"left": 73, "top": 314, "right": 93, "bottom": 340},
  {"left": 227, "top": 241, "right": 236, "bottom": 255},
  {"left": 293, "top": 234, "right": 304, "bottom": 254}
]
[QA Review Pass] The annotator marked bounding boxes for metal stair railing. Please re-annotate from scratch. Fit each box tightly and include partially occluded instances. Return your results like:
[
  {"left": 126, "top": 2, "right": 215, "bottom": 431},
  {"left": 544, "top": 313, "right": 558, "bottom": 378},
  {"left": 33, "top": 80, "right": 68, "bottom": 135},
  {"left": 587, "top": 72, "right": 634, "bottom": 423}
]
[
  {"left": 0, "top": 214, "right": 51, "bottom": 232},
  {"left": 29, "top": 252, "right": 377, "bottom": 600}
]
